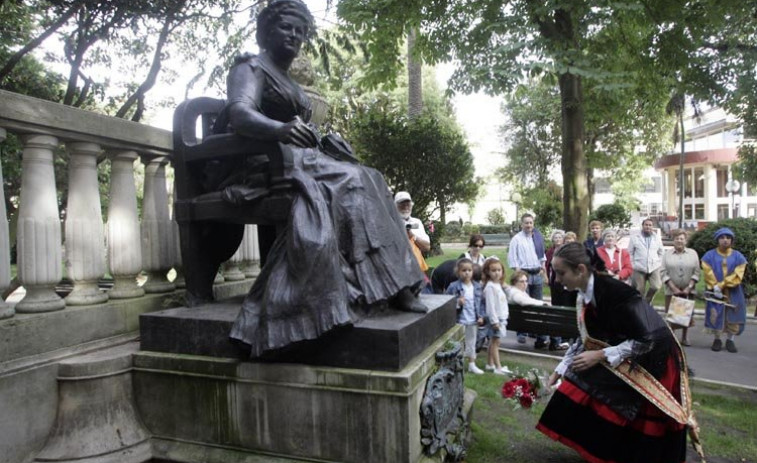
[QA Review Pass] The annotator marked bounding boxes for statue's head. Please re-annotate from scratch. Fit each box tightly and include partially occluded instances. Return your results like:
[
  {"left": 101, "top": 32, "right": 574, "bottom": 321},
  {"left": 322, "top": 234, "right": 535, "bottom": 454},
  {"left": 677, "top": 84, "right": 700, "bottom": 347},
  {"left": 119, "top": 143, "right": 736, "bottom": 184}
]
[{"left": 256, "top": 0, "right": 314, "bottom": 58}]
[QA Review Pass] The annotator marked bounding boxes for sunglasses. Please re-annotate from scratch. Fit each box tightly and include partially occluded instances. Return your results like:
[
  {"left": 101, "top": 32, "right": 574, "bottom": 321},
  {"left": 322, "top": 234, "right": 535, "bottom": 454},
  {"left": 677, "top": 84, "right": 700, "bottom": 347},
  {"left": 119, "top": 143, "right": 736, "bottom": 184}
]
[{"left": 472, "top": 244, "right": 484, "bottom": 248}]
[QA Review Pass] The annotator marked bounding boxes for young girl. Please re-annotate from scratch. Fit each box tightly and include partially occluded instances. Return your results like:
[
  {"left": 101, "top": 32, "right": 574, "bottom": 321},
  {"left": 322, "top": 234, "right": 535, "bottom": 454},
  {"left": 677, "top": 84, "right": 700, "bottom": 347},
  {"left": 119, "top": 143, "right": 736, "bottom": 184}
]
[
  {"left": 446, "top": 258, "right": 485, "bottom": 374},
  {"left": 482, "top": 257, "right": 511, "bottom": 375}
]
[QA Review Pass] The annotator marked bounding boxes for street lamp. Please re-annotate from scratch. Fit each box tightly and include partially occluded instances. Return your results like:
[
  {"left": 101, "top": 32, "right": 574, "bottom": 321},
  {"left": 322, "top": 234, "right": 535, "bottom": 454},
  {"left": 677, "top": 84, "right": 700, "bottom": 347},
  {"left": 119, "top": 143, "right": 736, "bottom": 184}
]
[{"left": 726, "top": 179, "right": 741, "bottom": 219}]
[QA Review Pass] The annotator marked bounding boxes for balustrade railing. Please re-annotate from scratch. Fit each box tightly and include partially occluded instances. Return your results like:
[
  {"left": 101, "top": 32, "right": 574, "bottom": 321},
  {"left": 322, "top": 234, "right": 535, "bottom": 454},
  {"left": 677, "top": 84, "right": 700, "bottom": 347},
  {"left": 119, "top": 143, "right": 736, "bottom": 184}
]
[{"left": 0, "top": 89, "right": 259, "bottom": 316}]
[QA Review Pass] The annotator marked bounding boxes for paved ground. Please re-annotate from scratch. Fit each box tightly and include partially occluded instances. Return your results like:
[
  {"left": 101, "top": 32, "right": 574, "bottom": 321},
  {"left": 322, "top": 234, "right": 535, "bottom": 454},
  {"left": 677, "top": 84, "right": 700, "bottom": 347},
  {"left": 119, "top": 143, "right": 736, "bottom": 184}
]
[{"left": 500, "top": 313, "right": 757, "bottom": 390}]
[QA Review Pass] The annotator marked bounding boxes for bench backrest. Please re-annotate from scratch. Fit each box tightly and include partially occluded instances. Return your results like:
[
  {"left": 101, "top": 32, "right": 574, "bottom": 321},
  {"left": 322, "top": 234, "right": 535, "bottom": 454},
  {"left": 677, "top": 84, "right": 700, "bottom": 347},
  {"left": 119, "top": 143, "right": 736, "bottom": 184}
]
[{"left": 507, "top": 303, "right": 579, "bottom": 339}]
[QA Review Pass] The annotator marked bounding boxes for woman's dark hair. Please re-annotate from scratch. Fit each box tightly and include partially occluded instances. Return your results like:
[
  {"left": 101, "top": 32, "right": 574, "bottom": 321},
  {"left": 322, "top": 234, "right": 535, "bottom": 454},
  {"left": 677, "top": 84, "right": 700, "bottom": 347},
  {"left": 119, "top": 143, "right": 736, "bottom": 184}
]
[
  {"left": 256, "top": 0, "right": 315, "bottom": 50},
  {"left": 469, "top": 233, "right": 485, "bottom": 248},
  {"left": 553, "top": 242, "right": 606, "bottom": 272}
]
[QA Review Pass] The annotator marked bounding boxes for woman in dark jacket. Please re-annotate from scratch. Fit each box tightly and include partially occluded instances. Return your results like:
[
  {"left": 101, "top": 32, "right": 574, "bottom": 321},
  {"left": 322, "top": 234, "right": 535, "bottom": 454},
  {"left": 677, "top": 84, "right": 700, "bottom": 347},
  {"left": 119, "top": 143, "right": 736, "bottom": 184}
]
[{"left": 537, "top": 242, "right": 702, "bottom": 463}]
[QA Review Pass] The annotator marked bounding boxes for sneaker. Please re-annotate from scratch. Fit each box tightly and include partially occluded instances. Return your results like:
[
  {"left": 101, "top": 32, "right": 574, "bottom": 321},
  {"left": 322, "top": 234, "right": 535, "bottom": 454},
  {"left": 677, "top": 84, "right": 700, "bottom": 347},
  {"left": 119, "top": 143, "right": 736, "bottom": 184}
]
[
  {"left": 725, "top": 340, "right": 738, "bottom": 353},
  {"left": 517, "top": 335, "right": 527, "bottom": 344},
  {"left": 493, "top": 367, "right": 508, "bottom": 376},
  {"left": 497, "top": 365, "right": 513, "bottom": 375},
  {"left": 485, "top": 364, "right": 496, "bottom": 371},
  {"left": 711, "top": 338, "right": 722, "bottom": 352},
  {"left": 534, "top": 341, "right": 549, "bottom": 350},
  {"left": 468, "top": 363, "right": 484, "bottom": 374}
]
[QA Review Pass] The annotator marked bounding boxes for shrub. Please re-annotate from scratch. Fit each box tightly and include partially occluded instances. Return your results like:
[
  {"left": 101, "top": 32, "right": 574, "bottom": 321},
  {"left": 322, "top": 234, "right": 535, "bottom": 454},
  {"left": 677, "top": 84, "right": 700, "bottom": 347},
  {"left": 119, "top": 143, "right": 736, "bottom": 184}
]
[
  {"left": 687, "top": 218, "right": 757, "bottom": 297},
  {"left": 444, "top": 221, "right": 463, "bottom": 240},
  {"left": 479, "top": 224, "right": 509, "bottom": 234}
]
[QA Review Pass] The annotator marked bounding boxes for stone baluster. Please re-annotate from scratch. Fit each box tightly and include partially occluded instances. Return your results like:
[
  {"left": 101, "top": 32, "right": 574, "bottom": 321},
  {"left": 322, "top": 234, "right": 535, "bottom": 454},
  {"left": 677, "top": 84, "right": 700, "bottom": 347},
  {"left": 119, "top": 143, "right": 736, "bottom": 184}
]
[
  {"left": 222, "top": 245, "right": 245, "bottom": 281},
  {"left": 15, "top": 134, "right": 65, "bottom": 313},
  {"left": 140, "top": 156, "right": 175, "bottom": 293},
  {"left": 0, "top": 128, "right": 14, "bottom": 318},
  {"left": 107, "top": 151, "right": 144, "bottom": 299},
  {"left": 241, "top": 224, "right": 261, "bottom": 278},
  {"left": 64, "top": 142, "right": 108, "bottom": 305}
]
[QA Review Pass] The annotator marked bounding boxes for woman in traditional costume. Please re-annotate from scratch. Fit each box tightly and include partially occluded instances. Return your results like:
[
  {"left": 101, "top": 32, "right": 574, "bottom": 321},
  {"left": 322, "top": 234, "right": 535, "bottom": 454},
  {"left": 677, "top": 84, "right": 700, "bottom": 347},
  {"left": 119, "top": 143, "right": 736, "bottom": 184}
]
[
  {"left": 221, "top": 0, "right": 425, "bottom": 357},
  {"left": 537, "top": 242, "right": 703, "bottom": 463},
  {"left": 701, "top": 227, "right": 747, "bottom": 353}
]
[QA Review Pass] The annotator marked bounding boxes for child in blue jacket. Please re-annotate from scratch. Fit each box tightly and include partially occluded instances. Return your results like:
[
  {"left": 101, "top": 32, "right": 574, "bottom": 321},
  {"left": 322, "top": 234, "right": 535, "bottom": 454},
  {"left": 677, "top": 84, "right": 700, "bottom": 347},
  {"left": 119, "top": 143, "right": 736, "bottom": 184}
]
[{"left": 446, "top": 258, "right": 485, "bottom": 374}]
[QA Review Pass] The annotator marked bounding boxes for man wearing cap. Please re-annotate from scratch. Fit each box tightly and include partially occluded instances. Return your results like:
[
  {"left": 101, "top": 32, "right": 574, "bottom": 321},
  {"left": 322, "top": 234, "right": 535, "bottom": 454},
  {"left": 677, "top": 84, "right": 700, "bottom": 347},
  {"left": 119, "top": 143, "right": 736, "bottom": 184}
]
[
  {"left": 395, "top": 191, "right": 431, "bottom": 272},
  {"left": 627, "top": 218, "right": 664, "bottom": 304},
  {"left": 701, "top": 227, "right": 747, "bottom": 353}
]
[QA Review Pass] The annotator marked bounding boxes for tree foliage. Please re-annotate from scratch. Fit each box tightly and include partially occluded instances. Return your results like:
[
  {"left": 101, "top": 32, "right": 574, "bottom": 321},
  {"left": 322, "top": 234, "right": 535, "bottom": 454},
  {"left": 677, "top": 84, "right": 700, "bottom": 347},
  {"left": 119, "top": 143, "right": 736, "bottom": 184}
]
[
  {"left": 591, "top": 202, "right": 631, "bottom": 229},
  {"left": 350, "top": 104, "right": 478, "bottom": 224}
]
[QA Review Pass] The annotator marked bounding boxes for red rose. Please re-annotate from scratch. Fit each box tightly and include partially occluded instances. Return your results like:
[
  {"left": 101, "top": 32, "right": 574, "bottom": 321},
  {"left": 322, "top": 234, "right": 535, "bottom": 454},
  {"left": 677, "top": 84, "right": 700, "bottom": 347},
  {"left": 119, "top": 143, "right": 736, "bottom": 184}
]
[
  {"left": 516, "top": 378, "right": 531, "bottom": 392},
  {"left": 502, "top": 381, "right": 517, "bottom": 398},
  {"left": 519, "top": 393, "right": 534, "bottom": 408}
]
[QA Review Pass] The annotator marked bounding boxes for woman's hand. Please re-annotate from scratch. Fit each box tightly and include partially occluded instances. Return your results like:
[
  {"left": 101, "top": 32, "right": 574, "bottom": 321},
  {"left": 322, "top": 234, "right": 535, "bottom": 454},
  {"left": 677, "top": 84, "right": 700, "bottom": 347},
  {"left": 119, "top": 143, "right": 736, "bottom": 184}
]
[
  {"left": 548, "top": 371, "right": 561, "bottom": 387},
  {"left": 571, "top": 350, "right": 605, "bottom": 372},
  {"left": 477, "top": 317, "right": 484, "bottom": 326},
  {"left": 277, "top": 116, "right": 318, "bottom": 147}
]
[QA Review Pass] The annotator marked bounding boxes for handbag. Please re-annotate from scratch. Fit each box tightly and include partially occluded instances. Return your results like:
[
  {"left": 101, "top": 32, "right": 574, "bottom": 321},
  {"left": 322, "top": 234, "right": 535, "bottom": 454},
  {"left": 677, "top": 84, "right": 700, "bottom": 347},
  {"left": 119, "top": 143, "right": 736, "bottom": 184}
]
[{"left": 665, "top": 295, "right": 695, "bottom": 328}]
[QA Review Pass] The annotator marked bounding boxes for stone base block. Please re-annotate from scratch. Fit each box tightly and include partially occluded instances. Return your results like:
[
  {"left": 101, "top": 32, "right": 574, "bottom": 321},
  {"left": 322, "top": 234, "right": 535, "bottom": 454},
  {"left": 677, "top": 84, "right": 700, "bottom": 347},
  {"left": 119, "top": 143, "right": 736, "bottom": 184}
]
[
  {"left": 134, "top": 324, "right": 465, "bottom": 463},
  {"left": 139, "top": 294, "right": 456, "bottom": 371}
]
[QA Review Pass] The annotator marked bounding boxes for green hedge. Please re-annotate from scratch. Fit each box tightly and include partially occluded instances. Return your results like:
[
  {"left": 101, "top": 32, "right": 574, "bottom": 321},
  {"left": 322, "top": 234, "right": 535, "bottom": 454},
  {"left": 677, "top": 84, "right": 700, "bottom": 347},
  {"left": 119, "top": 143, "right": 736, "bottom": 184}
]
[{"left": 688, "top": 218, "right": 757, "bottom": 297}]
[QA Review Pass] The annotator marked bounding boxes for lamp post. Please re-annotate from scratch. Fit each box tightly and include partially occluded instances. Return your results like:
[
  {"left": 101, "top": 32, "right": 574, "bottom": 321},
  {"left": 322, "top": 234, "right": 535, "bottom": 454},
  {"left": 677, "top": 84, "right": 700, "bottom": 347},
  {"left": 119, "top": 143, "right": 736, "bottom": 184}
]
[
  {"left": 511, "top": 192, "right": 522, "bottom": 223},
  {"left": 726, "top": 179, "right": 741, "bottom": 219}
]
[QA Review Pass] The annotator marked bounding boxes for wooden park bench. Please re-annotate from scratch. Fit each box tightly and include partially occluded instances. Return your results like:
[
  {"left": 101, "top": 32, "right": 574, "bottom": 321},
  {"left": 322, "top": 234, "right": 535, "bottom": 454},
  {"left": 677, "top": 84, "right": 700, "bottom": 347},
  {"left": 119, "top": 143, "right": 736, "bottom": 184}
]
[
  {"left": 507, "top": 303, "right": 579, "bottom": 340},
  {"left": 481, "top": 233, "right": 510, "bottom": 246},
  {"left": 172, "top": 97, "right": 293, "bottom": 306}
]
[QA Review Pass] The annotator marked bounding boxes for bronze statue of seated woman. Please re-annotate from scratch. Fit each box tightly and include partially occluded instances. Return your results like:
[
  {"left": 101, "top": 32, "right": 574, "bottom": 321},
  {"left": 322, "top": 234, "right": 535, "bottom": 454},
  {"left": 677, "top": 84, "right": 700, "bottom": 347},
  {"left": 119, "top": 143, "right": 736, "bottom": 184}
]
[{"left": 209, "top": 0, "right": 426, "bottom": 357}]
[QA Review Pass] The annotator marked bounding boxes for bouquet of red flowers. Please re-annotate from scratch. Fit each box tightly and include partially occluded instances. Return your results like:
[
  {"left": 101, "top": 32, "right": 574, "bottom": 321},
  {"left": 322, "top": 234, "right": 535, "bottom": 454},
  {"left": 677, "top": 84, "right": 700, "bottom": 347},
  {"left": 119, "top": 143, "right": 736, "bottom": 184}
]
[{"left": 501, "top": 368, "right": 550, "bottom": 410}]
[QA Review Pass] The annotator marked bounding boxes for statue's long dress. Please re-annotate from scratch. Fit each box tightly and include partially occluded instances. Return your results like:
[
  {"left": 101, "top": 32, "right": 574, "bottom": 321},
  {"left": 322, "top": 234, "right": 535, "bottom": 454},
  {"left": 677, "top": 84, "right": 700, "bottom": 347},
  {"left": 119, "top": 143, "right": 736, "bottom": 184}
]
[{"left": 225, "top": 55, "right": 423, "bottom": 357}]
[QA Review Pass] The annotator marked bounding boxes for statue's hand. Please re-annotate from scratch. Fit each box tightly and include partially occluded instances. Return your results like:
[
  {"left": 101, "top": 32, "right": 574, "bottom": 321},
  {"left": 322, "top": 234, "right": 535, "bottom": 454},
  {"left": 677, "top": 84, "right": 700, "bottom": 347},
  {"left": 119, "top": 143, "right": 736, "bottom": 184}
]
[{"left": 278, "top": 116, "right": 318, "bottom": 148}]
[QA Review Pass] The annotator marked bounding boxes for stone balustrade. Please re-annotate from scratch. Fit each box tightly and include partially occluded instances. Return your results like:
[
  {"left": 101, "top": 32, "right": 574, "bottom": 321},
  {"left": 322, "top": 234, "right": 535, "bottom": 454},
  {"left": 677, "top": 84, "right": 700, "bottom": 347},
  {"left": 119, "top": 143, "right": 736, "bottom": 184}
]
[{"left": 0, "top": 89, "right": 260, "bottom": 316}]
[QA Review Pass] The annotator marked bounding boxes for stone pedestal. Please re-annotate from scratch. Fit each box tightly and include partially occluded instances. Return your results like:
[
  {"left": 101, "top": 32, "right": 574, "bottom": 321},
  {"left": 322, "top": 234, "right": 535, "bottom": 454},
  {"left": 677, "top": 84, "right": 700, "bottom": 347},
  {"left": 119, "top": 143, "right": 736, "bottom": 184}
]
[
  {"left": 0, "top": 128, "right": 13, "bottom": 319},
  {"left": 107, "top": 151, "right": 144, "bottom": 299},
  {"left": 134, "top": 315, "right": 467, "bottom": 463},
  {"left": 64, "top": 142, "right": 108, "bottom": 306},
  {"left": 16, "top": 134, "right": 65, "bottom": 313},
  {"left": 140, "top": 156, "right": 175, "bottom": 294},
  {"left": 34, "top": 343, "right": 151, "bottom": 463}
]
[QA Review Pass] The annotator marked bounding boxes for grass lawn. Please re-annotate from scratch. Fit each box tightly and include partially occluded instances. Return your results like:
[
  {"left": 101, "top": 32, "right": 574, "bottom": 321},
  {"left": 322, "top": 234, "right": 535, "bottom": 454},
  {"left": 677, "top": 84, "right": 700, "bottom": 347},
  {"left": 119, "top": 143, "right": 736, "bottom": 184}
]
[
  {"left": 464, "top": 353, "right": 757, "bottom": 462},
  {"left": 429, "top": 246, "right": 709, "bottom": 309}
]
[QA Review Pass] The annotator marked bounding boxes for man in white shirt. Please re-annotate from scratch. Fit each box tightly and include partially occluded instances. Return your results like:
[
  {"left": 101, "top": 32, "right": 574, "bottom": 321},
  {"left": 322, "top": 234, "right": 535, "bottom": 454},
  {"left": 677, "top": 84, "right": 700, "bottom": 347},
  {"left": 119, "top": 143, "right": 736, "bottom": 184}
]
[
  {"left": 507, "top": 213, "right": 549, "bottom": 348},
  {"left": 627, "top": 218, "right": 664, "bottom": 304},
  {"left": 395, "top": 191, "right": 431, "bottom": 293}
]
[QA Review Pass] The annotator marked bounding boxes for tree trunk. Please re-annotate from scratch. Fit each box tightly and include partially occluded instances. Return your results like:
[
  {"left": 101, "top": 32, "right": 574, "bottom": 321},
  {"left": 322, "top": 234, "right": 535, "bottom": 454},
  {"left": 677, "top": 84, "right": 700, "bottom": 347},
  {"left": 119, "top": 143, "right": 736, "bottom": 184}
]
[
  {"left": 559, "top": 72, "right": 589, "bottom": 237},
  {"left": 116, "top": 15, "right": 173, "bottom": 120},
  {"left": 407, "top": 27, "right": 422, "bottom": 119}
]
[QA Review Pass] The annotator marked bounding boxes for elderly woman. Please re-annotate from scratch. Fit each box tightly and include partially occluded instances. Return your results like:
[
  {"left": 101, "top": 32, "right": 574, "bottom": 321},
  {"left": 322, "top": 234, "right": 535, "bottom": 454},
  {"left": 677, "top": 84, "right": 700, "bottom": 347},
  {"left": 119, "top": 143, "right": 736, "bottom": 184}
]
[
  {"left": 660, "top": 229, "right": 700, "bottom": 346},
  {"left": 222, "top": 0, "right": 425, "bottom": 356},
  {"left": 596, "top": 230, "right": 632, "bottom": 283}
]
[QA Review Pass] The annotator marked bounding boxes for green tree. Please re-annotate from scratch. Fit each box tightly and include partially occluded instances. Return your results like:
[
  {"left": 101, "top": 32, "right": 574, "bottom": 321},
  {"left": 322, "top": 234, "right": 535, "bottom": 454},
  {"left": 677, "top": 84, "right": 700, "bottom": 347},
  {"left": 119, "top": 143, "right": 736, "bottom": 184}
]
[
  {"left": 351, "top": 107, "right": 478, "bottom": 224},
  {"left": 486, "top": 208, "right": 505, "bottom": 225},
  {"left": 591, "top": 202, "right": 631, "bottom": 229}
]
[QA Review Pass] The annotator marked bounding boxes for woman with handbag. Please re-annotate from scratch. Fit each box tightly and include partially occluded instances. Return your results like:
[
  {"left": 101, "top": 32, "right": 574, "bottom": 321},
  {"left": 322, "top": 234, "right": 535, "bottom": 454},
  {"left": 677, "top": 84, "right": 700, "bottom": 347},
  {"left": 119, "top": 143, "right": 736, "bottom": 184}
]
[{"left": 660, "top": 229, "right": 700, "bottom": 346}]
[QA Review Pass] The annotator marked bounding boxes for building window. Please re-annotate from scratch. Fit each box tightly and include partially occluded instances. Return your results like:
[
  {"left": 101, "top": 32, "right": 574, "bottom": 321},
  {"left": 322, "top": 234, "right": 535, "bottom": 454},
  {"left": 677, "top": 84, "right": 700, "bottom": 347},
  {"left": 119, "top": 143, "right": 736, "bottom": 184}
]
[
  {"left": 695, "top": 204, "right": 705, "bottom": 220},
  {"left": 717, "top": 204, "right": 729, "bottom": 220},
  {"left": 642, "top": 177, "right": 662, "bottom": 193},
  {"left": 748, "top": 204, "right": 757, "bottom": 218},
  {"left": 716, "top": 167, "right": 729, "bottom": 197},
  {"left": 694, "top": 167, "right": 705, "bottom": 198},
  {"left": 684, "top": 204, "right": 693, "bottom": 220},
  {"left": 683, "top": 169, "right": 693, "bottom": 198}
]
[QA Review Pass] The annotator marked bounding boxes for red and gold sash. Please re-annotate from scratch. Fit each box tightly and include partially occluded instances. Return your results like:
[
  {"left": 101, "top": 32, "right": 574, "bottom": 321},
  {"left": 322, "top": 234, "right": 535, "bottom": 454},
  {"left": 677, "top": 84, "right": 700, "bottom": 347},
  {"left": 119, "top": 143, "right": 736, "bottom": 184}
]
[{"left": 577, "top": 295, "right": 706, "bottom": 462}]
